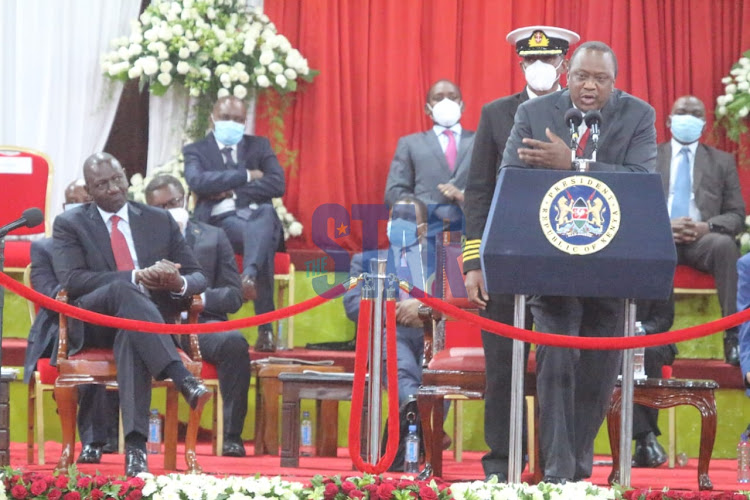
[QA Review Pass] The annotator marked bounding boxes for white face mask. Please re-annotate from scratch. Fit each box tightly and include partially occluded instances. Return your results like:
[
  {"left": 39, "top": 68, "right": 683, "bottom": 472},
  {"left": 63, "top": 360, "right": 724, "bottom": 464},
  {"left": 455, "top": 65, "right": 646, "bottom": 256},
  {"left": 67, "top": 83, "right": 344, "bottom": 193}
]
[
  {"left": 524, "top": 60, "right": 561, "bottom": 92},
  {"left": 168, "top": 207, "right": 190, "bottom": 232},
  {"left": 428, "top": 98, "right": 462, "bottom": 127}
]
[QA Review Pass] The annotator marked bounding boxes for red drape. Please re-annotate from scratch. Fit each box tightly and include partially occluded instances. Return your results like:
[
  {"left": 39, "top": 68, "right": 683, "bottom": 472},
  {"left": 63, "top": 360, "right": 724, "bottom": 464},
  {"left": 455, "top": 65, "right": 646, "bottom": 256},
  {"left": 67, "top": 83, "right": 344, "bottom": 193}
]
[{"left": 256, "top": 0, "right": 750, "bottom": 251}]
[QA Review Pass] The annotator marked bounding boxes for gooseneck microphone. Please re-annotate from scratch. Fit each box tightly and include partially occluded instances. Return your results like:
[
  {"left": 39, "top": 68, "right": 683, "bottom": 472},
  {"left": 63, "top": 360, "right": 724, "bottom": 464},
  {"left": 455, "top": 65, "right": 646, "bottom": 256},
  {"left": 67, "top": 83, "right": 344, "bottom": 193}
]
[
  {"left": 584, "top": 110, "right": 603, "bottom": 150},
  {"left": 564, "top": 108, "right": 584, "bottom": 150},
  {"left": 0, "top": 207, "right": 44, "bottom": 238}
]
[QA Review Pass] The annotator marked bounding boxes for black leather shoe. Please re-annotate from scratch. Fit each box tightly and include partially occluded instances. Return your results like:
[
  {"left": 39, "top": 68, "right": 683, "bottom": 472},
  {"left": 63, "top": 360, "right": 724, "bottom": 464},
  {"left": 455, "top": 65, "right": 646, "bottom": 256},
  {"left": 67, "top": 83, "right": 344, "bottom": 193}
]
[
  {"left": 241, "top": 275, "right": 257, "bottom": 302},
  {"left": 222, "top": 438, "right": 246, "bottom": 457},
  {"left": 180, "top": 376, "right": 211, "bottom": 410},
  {"left": 102, "top": 437, "right": 118, "bottom": 454},
  {"left": 633, "top": 431, "right": 667, "bottom": 468},
  {"left": 542, "top": 476, "right": 568, "bottom": 484},
  {"left": 76, "top": 444, "right": 103, "bottom": 464},
  {"left": 254, "top": 328, "right": 276, "bottom": 352},
  {"left": 725, "top": 331, "right": 740, "bottom": 366},
  {"left": 125, "top": 446, "right": 148, "bottom": 476}
]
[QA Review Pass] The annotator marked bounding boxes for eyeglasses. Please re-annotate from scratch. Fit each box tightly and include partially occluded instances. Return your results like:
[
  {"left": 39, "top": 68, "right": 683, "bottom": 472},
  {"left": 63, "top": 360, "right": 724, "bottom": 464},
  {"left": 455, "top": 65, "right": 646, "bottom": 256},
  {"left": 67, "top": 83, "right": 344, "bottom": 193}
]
[
  {"left": 569, "top": 71, "right": 613, "bottom": 86},
  {"left": 153, "top": 196, "right": 185, "bottom": 210}
]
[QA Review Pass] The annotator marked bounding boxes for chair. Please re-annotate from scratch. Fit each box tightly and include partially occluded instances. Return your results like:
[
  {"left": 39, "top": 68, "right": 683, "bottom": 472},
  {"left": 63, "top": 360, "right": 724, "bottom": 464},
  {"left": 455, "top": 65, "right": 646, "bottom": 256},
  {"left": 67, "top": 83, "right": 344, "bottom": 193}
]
[
  {"left": 673, "top": 265, "right": 716, "bottom": 295},
  {"left": 235, "top": 252, "right": 296, "bottom": 348},
  {"left": 53, "top": 292, "right": 208, "bottom": 473},
  {"left": 0, "top": 147, "right": 53, "bottom": 272}
]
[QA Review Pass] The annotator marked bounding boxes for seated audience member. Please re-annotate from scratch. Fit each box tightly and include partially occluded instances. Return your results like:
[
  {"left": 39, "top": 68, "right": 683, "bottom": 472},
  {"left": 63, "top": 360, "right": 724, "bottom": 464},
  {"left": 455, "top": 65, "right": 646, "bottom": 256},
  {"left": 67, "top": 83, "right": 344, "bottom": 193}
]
[
  {"left": 657, "top": 95, "right": 745, "bottom": 366},
  {"left": 183, "top": 95, "right": 285, "bottom": 353},
  {"left": 343, "top": 195, "right": 447, "bottom": 471},
  {"left": 24, "top": 180, "right": 119, "bottom": 464},
  {"left": 735, "top": 254, "right": 750, "bottom": 392},
  {"left": 53, "top": 153, "right": 210, "bottom": 476},
  {"left": 145, "top": 174, "right": 251, "bottom": 457},
  {"left": 632, "top": 295, "right": 677, "bottom": 468}
]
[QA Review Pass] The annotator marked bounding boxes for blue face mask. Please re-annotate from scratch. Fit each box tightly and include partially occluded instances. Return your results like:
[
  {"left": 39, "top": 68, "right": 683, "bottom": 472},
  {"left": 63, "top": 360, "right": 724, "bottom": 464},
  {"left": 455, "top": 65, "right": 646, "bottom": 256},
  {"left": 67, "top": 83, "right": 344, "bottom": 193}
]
[
  {"left": 213, "top": 120, "right": 245, "bottom": 146},
  {"left": 670, "top": 114, "right": 705, "bottom": 144},
  {"left": 387, "top": 219, "right": 419, "bottom": 248}
]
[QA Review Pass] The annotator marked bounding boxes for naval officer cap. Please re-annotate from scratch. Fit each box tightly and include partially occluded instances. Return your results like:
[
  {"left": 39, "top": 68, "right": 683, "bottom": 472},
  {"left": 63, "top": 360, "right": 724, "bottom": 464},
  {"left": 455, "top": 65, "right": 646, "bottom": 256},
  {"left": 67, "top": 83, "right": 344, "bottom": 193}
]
[{"left": 506, "top": 26, "right": 580, "bottom": 56}]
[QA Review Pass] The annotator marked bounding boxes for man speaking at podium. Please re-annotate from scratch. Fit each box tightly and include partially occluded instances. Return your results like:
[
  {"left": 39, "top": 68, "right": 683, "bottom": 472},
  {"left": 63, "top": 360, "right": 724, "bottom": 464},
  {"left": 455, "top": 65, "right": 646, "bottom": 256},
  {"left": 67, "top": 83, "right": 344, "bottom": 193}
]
[{"left": 501, "top": 41, "right": 656, "bottom": 483}]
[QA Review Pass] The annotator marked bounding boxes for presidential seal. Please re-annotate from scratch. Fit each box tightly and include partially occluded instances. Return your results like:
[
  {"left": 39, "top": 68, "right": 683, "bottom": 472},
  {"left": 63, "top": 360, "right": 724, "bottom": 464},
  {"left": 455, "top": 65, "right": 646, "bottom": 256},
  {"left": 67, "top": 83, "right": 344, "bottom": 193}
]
[{"left": 539, "top": 175, "right": 620, "bottom": 255}]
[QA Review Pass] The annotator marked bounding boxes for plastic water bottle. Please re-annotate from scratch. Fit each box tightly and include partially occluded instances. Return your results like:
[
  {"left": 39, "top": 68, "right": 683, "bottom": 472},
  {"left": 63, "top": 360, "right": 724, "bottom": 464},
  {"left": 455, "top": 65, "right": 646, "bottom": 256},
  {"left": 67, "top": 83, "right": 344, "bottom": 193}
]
[
  {"left": 300, "top": 411, "right": 313, "bottom": 456},
  {"left": 147, "top": 409, "right": 161, "bottom": 454},
  {"left": 277, "top": 318, "right": 288, "bottom": 350},
  {"left": 404, "top": 424, "right": 420, "bottom": 473},
  {"left": 738, "top": 432, "right": 750, "bottom": 483},
  {"left": 633, "top": 321, "right": 646, "bottom": 379}
]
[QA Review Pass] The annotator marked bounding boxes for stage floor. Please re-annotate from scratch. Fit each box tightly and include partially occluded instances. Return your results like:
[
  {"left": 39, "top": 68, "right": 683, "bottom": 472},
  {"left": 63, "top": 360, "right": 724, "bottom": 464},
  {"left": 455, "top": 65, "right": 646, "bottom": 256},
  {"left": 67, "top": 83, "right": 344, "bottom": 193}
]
[{"left": 10, "top": 441, "right": 747, "bottom": 492}]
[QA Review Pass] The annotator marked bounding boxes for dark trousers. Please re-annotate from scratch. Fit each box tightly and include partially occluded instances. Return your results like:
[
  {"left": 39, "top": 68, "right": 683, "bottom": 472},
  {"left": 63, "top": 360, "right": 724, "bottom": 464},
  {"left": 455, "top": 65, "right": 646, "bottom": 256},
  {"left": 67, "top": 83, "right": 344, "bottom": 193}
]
[
  {"left": 76, "top": 281, "right": 183, "bottom": 438},
  {"left": 480, "top": 293, "right": 532, "bottom": 477},
  {"left": 182, "top": 330, "right": 251, "bottom": 439},
  {"left": 632, "top": 344, "right": 677, "bottom": 438},
  {"left": 214, "top": 204, "right": 282, "bottom": 330},
  {"left": 78, "top": 385, "right": 119, "bottom": 446},
  {"left": 531, "top": 295, "right": 624, "bottom": 481}
]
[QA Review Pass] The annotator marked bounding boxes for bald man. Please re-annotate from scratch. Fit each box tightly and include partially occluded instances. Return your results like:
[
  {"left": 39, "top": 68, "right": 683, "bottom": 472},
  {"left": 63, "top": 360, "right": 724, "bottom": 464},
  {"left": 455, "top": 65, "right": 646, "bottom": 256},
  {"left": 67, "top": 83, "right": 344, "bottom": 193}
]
[{"left": 183, "top": 96, "right": 286, "bottom": 352}]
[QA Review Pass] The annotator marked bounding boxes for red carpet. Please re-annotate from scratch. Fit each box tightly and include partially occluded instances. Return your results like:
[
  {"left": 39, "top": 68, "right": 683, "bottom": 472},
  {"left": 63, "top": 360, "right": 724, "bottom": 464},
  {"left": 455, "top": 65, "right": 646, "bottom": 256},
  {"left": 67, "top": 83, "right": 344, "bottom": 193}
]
[{"left": 11, "top": 441, "right": 747, "bottom": 493}]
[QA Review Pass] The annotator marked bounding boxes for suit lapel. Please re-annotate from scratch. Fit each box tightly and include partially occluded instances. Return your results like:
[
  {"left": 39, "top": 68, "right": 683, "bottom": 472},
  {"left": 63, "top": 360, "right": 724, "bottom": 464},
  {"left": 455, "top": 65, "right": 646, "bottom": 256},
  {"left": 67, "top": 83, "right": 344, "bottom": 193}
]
[
  {"left": 186, "top": 221, "right": 200, "bottom": 248},
  {"left": 423, "top": 130, "right": 450, "bottom": 171},
  {"left": 86, "top": 204, "right": 116, "bottom": 271},
  {"left": 206, "top": 133, "right": 227, "bottom": 169},
  {"left": 595, "top": 90, "right": 622, "bottom": 156},
  {"left": 693, "top": 143, "right": 707, "bottom": 196},
  {"left": 453, "top": 130, "right": 472, "bottom": 177},
  {"left": 554, "top": 92, "right": 574, "bottom": 147},
  {"left": 127, "top": 203, "right": 149, "bottom": 268}
]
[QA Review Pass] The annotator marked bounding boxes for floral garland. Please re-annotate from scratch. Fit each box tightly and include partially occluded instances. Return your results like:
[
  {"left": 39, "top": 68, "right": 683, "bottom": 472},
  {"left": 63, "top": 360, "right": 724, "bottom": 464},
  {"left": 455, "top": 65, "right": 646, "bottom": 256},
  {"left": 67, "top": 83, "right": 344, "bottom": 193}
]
[{"left": 716, "top": 50, "right": 750, "bottom": 143}]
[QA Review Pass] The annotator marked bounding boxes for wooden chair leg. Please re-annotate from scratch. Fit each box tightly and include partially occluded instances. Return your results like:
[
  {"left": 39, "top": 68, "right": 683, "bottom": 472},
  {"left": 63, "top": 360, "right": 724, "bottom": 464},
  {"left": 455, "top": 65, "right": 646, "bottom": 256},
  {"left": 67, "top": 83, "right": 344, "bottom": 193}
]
[
  {"left": 54, "top": 384, "right": 78, "bottom": 472},
  {"left": 36, "top": 380, "right": 46, "bottom": 465},
  {"left": 526, "top": 395, "right": 535, "bottom": 475},
  {"left": 453, "top": 399, "right": 463, "bottom": 462},
  {"left": 164, "top": 386, "right": 178, "bottom": 471},
  {"left": 27, "top": 376, "right": 35, "bottom": 464},
  {"left": 214, "top": 382, "right": 224, "bottom": 456},
  {"left": 668, "top": 406, "right": 676, "bottom": 468},
  {"left": 315, "top": 400, "right": 339, "bottom": 456},
  {"left": 118, "top": 408, "right": 124, "bottom": 455},
  {"left": 184, "top": 390, "right": 206, "bottom": 474}
]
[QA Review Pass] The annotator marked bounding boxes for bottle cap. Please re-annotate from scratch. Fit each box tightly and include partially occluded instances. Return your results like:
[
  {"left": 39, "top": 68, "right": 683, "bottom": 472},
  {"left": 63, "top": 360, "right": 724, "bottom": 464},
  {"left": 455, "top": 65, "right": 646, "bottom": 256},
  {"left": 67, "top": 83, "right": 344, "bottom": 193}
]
[
  {"left": 151, "top": 409, "right": 158, "bottom": 414},
  {"left": 408, "top": 424, "right": 417, "bottom": 432}
]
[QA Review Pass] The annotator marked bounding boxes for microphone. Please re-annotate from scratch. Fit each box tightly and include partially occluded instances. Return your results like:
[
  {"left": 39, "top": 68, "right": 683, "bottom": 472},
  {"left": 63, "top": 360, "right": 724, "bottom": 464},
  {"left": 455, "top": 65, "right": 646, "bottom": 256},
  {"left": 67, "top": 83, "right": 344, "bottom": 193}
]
[
  {"left": 564, "top": 108, "right": 584, "bottom": 149},
  {"left": 0, "top": 207, "right": 44, "bottom": 238},
  {"left": 584, "top": 110, "right": 603, "bottom": 149}
]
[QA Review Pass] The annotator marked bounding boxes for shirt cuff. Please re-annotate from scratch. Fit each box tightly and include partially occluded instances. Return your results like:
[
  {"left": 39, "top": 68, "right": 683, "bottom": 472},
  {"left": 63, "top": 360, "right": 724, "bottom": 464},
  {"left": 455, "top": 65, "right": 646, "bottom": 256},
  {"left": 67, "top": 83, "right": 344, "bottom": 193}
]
[{"left": 170, "top": 276, "right": 189, "bottom": 297}]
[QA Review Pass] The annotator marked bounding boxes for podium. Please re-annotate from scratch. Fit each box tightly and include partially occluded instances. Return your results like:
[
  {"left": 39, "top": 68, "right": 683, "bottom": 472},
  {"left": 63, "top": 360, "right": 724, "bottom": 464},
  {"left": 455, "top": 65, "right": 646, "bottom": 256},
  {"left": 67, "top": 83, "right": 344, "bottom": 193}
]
[{"left": 480, "top": 168, "right": 676, "bottom": 484}]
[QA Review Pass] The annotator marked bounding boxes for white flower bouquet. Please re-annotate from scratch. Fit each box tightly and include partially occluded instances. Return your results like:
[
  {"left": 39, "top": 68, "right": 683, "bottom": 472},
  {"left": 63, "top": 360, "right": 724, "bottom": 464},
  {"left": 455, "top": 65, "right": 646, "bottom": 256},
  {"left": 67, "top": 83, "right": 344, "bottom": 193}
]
[
  {"left": 716, "top": 50, "right": 750, "bottom": 142},
  {"left": 102, "top": 0, "right": 316, "bottom": 139}
]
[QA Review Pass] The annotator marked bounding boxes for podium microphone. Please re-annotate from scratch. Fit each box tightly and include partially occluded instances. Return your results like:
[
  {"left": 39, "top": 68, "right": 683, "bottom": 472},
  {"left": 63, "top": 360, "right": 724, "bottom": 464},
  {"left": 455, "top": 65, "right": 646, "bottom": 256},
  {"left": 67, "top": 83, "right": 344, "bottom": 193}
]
[
  {"left": 564, "top": 108, "right": 584, "bottom": 150},
  {"left": 0, "top": 207, "right": 43, "bottom": 238},
  {"left": 584, "top": 110, "right": 603, "bottom": 151}
]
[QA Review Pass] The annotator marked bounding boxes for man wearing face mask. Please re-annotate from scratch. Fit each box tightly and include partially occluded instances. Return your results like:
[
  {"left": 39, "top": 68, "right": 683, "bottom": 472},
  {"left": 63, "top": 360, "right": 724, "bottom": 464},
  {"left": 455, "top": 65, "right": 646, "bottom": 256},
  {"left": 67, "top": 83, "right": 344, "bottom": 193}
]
[
  {"left": 145, "top": 174, "right": 251, "bottom": 457},
  {"left": 184, "top": 96, "right": 286, "bottom": 353},
  {"left": 657, "top": 95, "right": 745, "bottom": 365},
  {"left": 384, "top": 79, "right": 474, "bottom": 210},
  {"left": 462, "top": 25, "right": 578, "bottom": 483}
]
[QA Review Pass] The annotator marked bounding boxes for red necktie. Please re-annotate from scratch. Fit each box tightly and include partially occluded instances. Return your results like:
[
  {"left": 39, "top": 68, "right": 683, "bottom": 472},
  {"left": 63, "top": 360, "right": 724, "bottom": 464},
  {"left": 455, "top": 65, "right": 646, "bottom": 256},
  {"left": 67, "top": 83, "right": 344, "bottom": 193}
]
[
  {"left": 110, "top": 215, "right": 134, "bottom": 271},
  {"left": 443, "top": 129, "right": 457, "bottom": 171},
  {"left": 577, "top": 128, "right": 591, "bottom": 157}
]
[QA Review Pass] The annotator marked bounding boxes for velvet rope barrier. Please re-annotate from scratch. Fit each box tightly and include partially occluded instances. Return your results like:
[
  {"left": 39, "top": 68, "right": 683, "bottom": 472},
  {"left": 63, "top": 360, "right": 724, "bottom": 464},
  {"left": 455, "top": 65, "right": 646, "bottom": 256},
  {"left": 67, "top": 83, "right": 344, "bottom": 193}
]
[
  {"left": 0, "top": 271, "right": 350, "bottom": 334},
  {"left": 347, "top": 297, "right": 401, "bottom": 474},
  {"left": 403, "top": 282, "right": 750, "bottom": 350}
]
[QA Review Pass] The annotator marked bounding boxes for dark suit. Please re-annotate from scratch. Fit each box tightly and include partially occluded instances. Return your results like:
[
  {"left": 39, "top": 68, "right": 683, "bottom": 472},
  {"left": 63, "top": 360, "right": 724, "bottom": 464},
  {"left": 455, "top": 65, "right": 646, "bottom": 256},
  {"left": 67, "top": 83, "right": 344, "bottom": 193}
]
[
  {"left": 23, "top": 237, "right": 119, "bottom": 446},
  {"left": 502, "top": 88, "right": 657, "bottom": 480},
  {"left": 184, "top": 132, "right": 285, "bottom": 331},
  {"left": 657, "top": 141, "right": 744, "bottom": 324},
  {"left": 462, "top": 90, "right": 533, "bottom": 478},
  {"left": 53, "top": 202, "right": 207, "bottom": 438},
  {"left": 184, "top": 220, "right": 250, "bottom": 439},
  {"left": 384, "top": 128, "right": 475, "bottom": 207}
]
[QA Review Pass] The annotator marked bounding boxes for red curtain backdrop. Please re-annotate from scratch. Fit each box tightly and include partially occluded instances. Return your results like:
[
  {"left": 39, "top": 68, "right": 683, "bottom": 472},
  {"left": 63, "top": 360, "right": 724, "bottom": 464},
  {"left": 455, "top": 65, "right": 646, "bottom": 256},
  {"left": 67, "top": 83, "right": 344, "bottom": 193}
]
[{"left": 255, "top": 0, "right": 750, "bottom": 251}]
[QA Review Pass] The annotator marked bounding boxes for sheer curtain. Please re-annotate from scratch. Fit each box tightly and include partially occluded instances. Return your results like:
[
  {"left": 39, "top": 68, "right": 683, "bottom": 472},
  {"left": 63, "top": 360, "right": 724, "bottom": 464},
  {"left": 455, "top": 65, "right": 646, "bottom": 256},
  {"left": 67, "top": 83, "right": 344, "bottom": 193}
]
[
  {"left": 146, "top": 0, "right": 264, "bottom": 174},
  {"left": 0, "top": 0, "right": 140, "bottom": 220}
]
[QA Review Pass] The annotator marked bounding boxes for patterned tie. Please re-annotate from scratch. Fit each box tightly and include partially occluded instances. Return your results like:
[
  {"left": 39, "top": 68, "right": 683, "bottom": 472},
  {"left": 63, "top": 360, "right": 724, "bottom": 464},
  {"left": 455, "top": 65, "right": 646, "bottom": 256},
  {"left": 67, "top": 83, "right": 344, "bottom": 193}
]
[
  {"left": 443, "top": 129, "right": 457, "bottom": 171},
  {"left": 221, "top": 146, "right": 237, "bottom": 168},
  {"left": 110, "top": 215, "right": 134, "bottom": 271},
  {"left": 670, "top": 147, "right": 691, "bottom": 218}
]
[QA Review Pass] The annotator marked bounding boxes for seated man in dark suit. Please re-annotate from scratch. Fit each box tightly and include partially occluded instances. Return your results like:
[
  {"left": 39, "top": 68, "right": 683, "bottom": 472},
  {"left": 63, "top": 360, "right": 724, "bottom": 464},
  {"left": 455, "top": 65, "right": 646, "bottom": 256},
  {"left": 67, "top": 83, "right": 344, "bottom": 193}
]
[
  {"left": 145, "top": 174, "right": 251, "bottom": 457},
  {"left": 657, "top": 95, "right": 745, "bottom": 365},
  {"left": 184, "top": 95, "right": 285, "bottom": 353},
  {"left": 24, "top": 180, "right": 119, "bottom": 464},
  {"left": 53, "top": 153, "right": 211, "bottom": 476}
]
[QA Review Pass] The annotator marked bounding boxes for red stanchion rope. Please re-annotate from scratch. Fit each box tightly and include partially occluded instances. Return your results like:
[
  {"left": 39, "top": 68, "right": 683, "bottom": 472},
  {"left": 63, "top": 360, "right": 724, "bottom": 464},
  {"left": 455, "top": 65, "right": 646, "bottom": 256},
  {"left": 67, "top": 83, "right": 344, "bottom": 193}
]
[
  {"left": 405, "top": 284, "right": 750, "bottom": 350},
  {"left": 347, "top": 297, "right": 401, "bottom": 473},
  {"left": 0, "top": 271, "right": 348, "bottom": 334}
]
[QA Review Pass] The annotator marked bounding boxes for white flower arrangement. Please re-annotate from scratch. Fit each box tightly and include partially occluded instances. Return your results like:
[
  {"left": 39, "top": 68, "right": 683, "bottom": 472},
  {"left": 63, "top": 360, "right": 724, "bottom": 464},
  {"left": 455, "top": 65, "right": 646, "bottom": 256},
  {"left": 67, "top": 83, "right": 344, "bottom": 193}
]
[
  {"left": 716, "top": 50, "right": 750, "bottom": 142},
  {"left": 450, "top": 477, "right": 619, "bottom": 500},
  {"left": 102, "top": 0, "right": 316, "bottom": 139},
  {"left": 140, "top": 473, "right": 306, "bottom": 499}
]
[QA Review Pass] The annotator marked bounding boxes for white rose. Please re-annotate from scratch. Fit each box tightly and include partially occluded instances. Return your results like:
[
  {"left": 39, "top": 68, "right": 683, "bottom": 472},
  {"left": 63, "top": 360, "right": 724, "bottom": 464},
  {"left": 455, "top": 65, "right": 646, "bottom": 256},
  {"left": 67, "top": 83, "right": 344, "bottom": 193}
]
[
  {"left": 717, "top": 95, "right": 727, "bottom": 106},
  {"left": 189, "top": 86, "right": 201, "bottom": 97},
  {"left": 117, "top": 46, "right": 130, "bottom": 60},
  {"left": 217, "top": 88, "right": 230, "bottom": 98},
  {"left": 207, "top": 7, "right": 216, "bottom": 19},
  {"left": 742, "top": 233, "right": 750, "bottom": 246},
  {"left": 171, "top": 24, "right": 184, "bottom": 37},
  {"left": 140, "top": 11, "right": 152, "bottom": 25},
  {"left": 158, "top": 25, "right": 172, "bottom": 41},
  {"left": 259, "top": 50, "right": 274, "bottom": 66},
  {"left": 140, "top": 56, "right": 159, "bottom": 76},
  {"left": 254, "top": 66, "right": 266, "bottom": 75},
  {"left": 268, "top": 62, "right": 283, "bottom": 75},
  {"left": 158, "top": 50, "right": 169, "bottom": 61},
  {"left": 717, "top": 105, "right": 728, "bottom": 116},
  {"left": 725, "top": 93, "right": 734, "bottom": 102},
  {"left": 722, "top": 76, "right": 733, "bottom": 84},
  {"left": 177, "top": 46, "right": 189, "bottom": 59},
  {"left": 739, "top": 81, "right": 750, "bottom": 92},
  {"left": 284, "top": 213, "right": 294, "bottom": 223},
  {"left": 731, "top": 67, "right": 744, "bottom": 76},
  {"left": 741, "top": 57, "right": 750, "bottom": 68},
  {"left": 233, "top": 85, "right": 248, "bottom": 99},
  {"left": 220, "top": 73, "right": 232, "bottom": 87},
  {"left": 228, "top": 68, "right": 239, "bottom": 81},
  {"left": 276, "top": 206, "right": 288, "bottom": 216},
  {"left": 243, "top": 40, "right": 256, "bottom": 55},
  {"left": 183, "top": 0, "right": 193, "bottom": 8},
  {"left": 740, "top": 107, "right": 750, "bottom": 118},
  {"left": 188, "top": 41, "right": 200, "bottom": 53},
  {"left": 283, "top": 68, "right": 297, "bottom": 80},
  {"left": 215, "top": 28, "right": 227, "bottom": 43},
  {"left": 233, "top": 62, "right": 246, "bottom": 72},
  {"left": 256, "top": 74, "right": 270, "bottom": 88},
  {"left": 277, "top": 35, "right": 291, "bottom": 53},
  {"left": 201, "top": 67, "right": 211, "bottom": 80},
  {"left": 238, "top": 71, "right": 250, "bottom": 83},
  {"left": 159, "top": 61, "right": 173, "bottom": 73},
  {"left": 215, "top": 63, "right": 229, "bottom": 75},
  {"left": 157, "top": 72, "right": 172, "bottom": 86},
  {"left": 726, "top": 83, "right": 738, "bottom": 94},
  {"left": 128, "top": 43, "right": 142, "bottom": 57},
  {"left": 158, "top": 2, "right": 170, "bottom": 15},
  {"left": 176, "top": 61, "right": 190, "bottom": 74},
  {"left": 275, "top": 74, "right": 287, "bottom": 88},
  {"left": 212, "top": 45, "right": 226, "bottom": 59},
  {"left": 128, "top": 66, "right": 143, "bottom": 79},
  {"left": 288, "top": 221, "right": 303, "bottom": 237}
]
